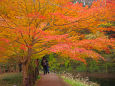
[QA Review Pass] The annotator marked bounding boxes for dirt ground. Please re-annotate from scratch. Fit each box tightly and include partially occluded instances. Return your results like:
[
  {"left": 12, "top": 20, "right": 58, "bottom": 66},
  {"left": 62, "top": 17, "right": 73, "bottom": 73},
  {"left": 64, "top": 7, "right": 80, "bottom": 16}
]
[{"left": 35, "top": 73, "right": 70, "bottom": 86}]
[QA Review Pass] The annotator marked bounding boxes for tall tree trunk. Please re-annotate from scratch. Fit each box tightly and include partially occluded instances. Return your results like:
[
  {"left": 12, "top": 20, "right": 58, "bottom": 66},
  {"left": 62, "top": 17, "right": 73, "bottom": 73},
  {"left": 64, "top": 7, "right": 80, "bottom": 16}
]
[
  {"left": 22, "top": 48, "right": 32, "bottom": 86},
  {"left": 22, "top": 60, "right": 39, "bottom": 86},
  {"left": 22, "top": 62, "right": 29, "bottom": 86},
  {"left": 34, "top": 59, "right": 39, "bottom": 80},
  {"left": 28, "top": 64, "right": 35, "bottom": 86},
  {"left": 21, "top": 48, "right": 40, "bottom": 86}
]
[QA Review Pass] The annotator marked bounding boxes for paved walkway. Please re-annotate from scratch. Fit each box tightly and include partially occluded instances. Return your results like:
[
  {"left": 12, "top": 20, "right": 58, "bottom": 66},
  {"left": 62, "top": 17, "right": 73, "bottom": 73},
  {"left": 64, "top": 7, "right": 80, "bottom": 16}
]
[{"left": 36, "top": 73, "right": 70, "bottom": 86}]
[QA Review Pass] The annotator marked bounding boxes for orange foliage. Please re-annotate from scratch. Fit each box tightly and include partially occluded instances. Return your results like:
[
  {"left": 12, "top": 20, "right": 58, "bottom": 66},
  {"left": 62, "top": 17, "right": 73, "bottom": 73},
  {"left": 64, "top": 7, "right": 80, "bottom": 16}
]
[{"left": 0, "top": 0, "right": 115, "bottom": 64}]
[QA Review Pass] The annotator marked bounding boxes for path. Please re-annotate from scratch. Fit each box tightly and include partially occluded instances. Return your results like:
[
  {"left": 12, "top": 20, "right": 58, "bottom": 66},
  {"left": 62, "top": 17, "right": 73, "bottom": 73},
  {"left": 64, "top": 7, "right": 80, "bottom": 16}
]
[{"left": 36, "top": 73, "right": 70, "bottom": 86}]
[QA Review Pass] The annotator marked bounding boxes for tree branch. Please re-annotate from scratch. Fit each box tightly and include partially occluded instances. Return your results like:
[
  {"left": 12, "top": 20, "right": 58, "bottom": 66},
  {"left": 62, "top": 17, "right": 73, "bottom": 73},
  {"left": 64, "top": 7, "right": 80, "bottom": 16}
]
[
  {"left": 0, "top": 15, "right": 15, "bottom": 29},
  {"left": 15, "top": 40, "right": 24, "bottom": 45},
  {"left": 32, "top": 48, "right": 46, "bottom": 54},
  {"left": 20, "top": 32, "right": 28, "bottom": 46}
]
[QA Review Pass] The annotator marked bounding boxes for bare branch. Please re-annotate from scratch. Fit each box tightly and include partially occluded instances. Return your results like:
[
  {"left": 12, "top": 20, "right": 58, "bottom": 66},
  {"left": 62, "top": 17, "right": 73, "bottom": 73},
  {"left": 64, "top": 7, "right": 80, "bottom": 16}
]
[
  {"left": 15, "top": 40, "right": 24, "bottom": 45},
  {"left": 53, "top": 16, "right": 94, "bottom": 26},
  {"left": 32, "top": 48, "right": 46, "bottom": 54},
  {"left": 0, "top": 26, "right": 15, "bottom": 29},
  {"left": 20, "top": 32, "right": 28, "bottom": 46}
]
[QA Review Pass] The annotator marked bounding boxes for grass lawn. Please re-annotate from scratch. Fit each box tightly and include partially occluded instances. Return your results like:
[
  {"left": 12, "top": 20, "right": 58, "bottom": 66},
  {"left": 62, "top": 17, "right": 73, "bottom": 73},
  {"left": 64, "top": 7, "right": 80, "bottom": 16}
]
[{"left": 0, "top": 72, "right": 23, "bottom": 86}]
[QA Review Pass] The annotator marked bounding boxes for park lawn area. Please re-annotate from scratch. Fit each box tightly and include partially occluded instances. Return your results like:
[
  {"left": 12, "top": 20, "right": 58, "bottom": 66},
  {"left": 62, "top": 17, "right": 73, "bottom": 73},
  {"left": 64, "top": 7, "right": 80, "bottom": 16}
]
[
  {"left": 61, "top": 76, "right": 100, "bottom": 86},
  {"left": 0, "top": 72, "right": 23, "bottom": 86}
]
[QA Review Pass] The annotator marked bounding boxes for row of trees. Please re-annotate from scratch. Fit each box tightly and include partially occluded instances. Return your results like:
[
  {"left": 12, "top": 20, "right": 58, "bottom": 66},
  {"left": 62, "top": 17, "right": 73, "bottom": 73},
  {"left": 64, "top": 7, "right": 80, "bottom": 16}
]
[
  {"left": 45, "top": 52, "right": 115, "bottom": 73},
  {"left": 0, "top": 0, "right": 115, "bottom": 86}
]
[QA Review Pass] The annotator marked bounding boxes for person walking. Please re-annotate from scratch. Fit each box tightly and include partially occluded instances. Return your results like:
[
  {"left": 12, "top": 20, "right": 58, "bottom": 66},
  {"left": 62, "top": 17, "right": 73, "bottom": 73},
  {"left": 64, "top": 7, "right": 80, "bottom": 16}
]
[
  {"left": 41, "top": 56, "right": 49, "bottom": 75},
  {"left": 46, "top": 59, "right": 49, "bottom": 74}
]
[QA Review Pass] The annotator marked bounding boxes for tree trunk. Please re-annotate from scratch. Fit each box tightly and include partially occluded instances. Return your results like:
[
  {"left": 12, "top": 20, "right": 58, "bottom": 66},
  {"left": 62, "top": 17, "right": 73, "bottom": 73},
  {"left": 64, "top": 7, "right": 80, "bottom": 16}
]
[
  {"left": 0, "top": 66, "right": 1, "bottom": 74},
  {"left": 16, "top": 64, "right": 19, "bottom": 72},
  {"left": 35, "top": 59, "right": 39, "bottom": 80},
  {"left": 22, "top": 62, "right": 29, "bottom": 86},
  {"left": 22, "top": 48, "right": 32, "bottom": 86},
  {"left": 19, "top": 63, "right": 22, "bottom": 72},
  {"left": 28, "top": 64, "right": 35, "bottom": 86},
  {"left": 22, "top": 48, "right": 39, "bottom": 86},
  {"left": 2, "top": 65, "right": 5, "bottom": 73}
]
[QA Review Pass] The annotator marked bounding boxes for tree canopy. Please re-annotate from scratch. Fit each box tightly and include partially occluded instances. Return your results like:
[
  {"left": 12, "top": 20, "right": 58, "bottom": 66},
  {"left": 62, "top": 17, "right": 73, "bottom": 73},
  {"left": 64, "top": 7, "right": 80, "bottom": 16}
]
[{"left": 0, "top": 0, "right": 115, "bottom": 64}]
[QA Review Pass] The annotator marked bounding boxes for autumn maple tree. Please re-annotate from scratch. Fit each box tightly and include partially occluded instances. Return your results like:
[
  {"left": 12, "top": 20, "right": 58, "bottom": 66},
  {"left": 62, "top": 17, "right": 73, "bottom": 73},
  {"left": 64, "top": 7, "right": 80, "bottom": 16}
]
[{"left": 0, "top": 0, "right": 115, "bottom": 86}]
